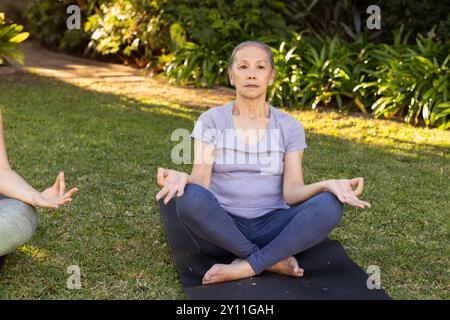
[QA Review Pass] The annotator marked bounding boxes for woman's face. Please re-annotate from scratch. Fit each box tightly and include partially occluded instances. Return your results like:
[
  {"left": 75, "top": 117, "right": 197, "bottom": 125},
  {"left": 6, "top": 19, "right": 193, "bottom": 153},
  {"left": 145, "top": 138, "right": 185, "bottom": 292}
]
[{"left": 228, "top": 46, "right": 275, "bottom": 100}]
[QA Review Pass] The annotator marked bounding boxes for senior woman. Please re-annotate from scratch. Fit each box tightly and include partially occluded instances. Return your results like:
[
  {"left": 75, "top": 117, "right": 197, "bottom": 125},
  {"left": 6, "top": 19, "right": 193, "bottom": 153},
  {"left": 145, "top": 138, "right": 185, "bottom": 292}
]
[
  {"left": 156, "top": 40, "right": 371, "bottom": 285},
  {"left": 0, "top": 110, "right": 78, "bottom": 266}
]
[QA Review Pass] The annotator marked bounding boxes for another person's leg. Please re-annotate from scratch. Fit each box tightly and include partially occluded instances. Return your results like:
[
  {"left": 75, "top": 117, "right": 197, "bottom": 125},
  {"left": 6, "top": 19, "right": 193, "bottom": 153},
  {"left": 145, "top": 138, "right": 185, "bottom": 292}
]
[
  {"left": 0, "top": 195, "right": 39, "bottom": 257},
  {"left": 167, "top": 183, "right": 260, "bottom": 258},
  {"left": 245, "top": 192, "right": 344, "bottom": 275}
]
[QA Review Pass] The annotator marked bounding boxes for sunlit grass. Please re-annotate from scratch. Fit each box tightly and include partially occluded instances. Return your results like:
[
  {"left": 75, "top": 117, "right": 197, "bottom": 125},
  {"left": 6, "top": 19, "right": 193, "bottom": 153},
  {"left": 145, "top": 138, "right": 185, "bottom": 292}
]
[{"left": 18, "top": 245, "right": 48, "bottom": 261}]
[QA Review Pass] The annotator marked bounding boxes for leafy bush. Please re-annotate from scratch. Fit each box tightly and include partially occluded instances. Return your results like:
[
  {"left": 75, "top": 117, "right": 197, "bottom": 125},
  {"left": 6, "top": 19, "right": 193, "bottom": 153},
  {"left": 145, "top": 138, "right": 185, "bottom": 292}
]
[
  {"left": 163, "top": 0, "right": 290, "bottom": 86},
  {"left": 268, "top": 33, "right": 304, "bottom": 109},
  {"left": 0, "top": 12, "right": 29, "bottom": 65},
  {"left": 282, "top": 0, "right": 450, "bottom": 42},
  {"left": 282, "top": 0, "right": 371, "bottom": 40},
  {"left": 269, "top": 27, "right": 449, "bottom": 129},
  {"left": 164, "top": 37, "right": 231, "bottom": 87},
  {"left": 269, "top": 32, "right": 373, "bottom": 113},
  {"left": 27, "top": 0, "right": 73, "bottom": 48},
  {"left": 85, "top": 0, "right": 169, "bottom": 67},
  {"left": 357, "top": 28, "right": 450, "bottom": 129},
  {"left": 22, "top": 0, "right": 450, "bottom": 128},
  {"left": 374, "top": 0, "right": 450, "bottom": 41},
  {"left": 26, "top": 0, "right": 95, "bottom": 53}
]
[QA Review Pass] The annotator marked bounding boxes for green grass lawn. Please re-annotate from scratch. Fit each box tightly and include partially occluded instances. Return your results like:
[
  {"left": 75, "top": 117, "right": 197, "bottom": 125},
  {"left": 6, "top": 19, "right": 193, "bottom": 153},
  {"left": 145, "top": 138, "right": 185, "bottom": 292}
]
[{"left": 0, "top": 72, "right": 448, "bottom": 299}]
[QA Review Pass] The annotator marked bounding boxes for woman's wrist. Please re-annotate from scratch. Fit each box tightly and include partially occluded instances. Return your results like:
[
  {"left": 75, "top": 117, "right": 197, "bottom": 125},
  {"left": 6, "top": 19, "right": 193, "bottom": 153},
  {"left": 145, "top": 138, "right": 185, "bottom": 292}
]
[
  {"left": 27, "top": 190, "right": 41, "bottom": 207},
  {"left": 322, "top": 179, "right": 333, "bottom": 193},
  {"left": 0, "top": 169, "right": 41, "bottom": 206}
]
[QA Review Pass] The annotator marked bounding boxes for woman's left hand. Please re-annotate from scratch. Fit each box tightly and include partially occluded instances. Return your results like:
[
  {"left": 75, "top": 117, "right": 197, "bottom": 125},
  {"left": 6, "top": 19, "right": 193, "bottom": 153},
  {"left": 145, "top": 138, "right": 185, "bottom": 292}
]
[
  {"left": 325, "top": 177, "right": 371, "bottom": 209},
  {"left": 35, "top": 171, "right": 79, "bottom": 209}
]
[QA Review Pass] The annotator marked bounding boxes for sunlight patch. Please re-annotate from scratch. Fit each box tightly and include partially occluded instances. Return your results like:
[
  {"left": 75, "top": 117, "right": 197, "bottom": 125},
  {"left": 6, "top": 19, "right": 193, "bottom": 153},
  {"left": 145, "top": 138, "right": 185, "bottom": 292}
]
[{"left": 18, "top": 245, "right": 48, "bottom": 261}]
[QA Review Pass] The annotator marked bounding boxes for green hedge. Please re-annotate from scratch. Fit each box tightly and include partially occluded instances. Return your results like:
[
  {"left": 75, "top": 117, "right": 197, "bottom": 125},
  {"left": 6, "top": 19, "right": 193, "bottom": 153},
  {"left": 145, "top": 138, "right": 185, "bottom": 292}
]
[
  {"left": 26, "top": 0, "right": 95, "bottom": 53},
  {"left": 268, "top": 29, "right": 450, "bottom": 129},
  {"left": 84, "top": 0, "right": 169, "bottom": 67},
  {"left": 24, "top": 0, "right": 450, "bottom": 128}
]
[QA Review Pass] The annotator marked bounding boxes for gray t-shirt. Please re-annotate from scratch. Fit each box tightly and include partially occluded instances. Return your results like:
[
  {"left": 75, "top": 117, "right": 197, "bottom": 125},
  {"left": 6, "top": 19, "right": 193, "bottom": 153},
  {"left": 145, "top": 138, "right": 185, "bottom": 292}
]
[{"left": 190, "top": 100, "right": 307, "bottom": 218}]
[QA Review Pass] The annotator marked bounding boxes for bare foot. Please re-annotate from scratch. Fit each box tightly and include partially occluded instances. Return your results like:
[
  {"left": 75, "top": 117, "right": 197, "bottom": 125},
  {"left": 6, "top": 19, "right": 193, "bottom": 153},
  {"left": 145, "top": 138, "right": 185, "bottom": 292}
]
[
  {"left": 202, "top": 259, "right": 256, "bottom": 285},
  {"left": 233, "top": 257, "right": 303, "bottom": 276},
  {"left": 267, "top": 256, "right": 304, "bottom": 277}
]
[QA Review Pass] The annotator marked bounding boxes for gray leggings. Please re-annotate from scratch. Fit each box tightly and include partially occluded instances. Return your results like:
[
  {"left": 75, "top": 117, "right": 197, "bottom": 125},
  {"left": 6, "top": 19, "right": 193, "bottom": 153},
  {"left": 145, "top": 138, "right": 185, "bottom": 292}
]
[
  {"left": 173, "top": 183, "right": 344, "bottom": 275},
  {"left": 0, "top": 195, "right": 39, "bottom": 256}
]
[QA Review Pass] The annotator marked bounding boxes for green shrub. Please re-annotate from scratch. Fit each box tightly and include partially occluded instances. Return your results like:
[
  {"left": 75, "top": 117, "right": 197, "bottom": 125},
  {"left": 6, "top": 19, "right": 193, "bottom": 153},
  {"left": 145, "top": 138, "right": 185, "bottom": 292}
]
[
  {"left": 269, "top": 27, "right": 449, "bottom": 129},
  {"left": 268, "top": 32, "right": 373, "bottom": 113},
  {"left": 21, "top": 0, "right": 450, "bottom": 128},
  {"left": 374, "top": 0, "right": 450, "bottom": 41},
  {"left": 27, "top": 0, "right": 73, "bottom": 48},
  {"left": 357, "top": 28, "right": 450, "bottom": 129},
  {"left": 268, "top": 33, "right": 304, "bottom": 109},
  {"left": 163, "top": 38, "right": 231, "bottom": 87},
  {"left": 84, "top": 0, "right": 169, "bottom": 67},
  {"left": 282, "top": 0, "right": 450, "bottom": 42},
  {"left": 26, "top": 0, "right": 96, "bottom": 54},
  {"left": 163, "top": 0, "right": 290, "bottom": 87},
  {"left": 0, "top": 12, "right": 29, "bottom": 65}
]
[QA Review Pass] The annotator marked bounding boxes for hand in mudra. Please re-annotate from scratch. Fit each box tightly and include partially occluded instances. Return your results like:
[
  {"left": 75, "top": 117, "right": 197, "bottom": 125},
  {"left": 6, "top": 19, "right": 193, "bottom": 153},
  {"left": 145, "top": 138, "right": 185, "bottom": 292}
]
[
  {"left": 156, "top": 167, "right": 189, "bottom": 204},
  {"left": 33, "top": 171, "right": 79, "bottom": 209},
  {"left": 325, "top": 177, "right": 371, "bottom": 209}
]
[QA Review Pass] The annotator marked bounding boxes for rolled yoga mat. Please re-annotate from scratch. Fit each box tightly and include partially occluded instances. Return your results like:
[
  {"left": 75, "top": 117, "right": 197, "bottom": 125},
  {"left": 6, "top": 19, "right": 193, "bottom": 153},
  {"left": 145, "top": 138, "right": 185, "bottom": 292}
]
[
  {"left": 0, "top": 195, "right": 39, "bottom": 257},
  {"left": 158, "top": 198, "right": 391, "bottom": 300}
]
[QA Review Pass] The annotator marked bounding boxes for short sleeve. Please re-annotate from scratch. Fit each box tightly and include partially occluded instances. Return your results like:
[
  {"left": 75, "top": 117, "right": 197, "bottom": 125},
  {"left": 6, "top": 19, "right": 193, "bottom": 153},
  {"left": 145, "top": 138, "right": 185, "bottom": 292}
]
[
  {"left": 285, "top": 118, "right": 307, "bottom": 153},
  {"left": 190, "top": 110, "right": 220, "bottom": 146}
]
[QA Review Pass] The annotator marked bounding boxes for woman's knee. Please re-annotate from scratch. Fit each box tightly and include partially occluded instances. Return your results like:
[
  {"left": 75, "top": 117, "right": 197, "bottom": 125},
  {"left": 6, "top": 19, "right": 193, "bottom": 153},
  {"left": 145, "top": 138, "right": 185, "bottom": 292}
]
[
  {"left": 175, "top": 183, "right": 215, "bottom": 219},
  {"left": 0, "top": 198, "right": 39, "bottom": 256},
  {"left": 316, "top": 191, "right": 344, "bottom": 224}
]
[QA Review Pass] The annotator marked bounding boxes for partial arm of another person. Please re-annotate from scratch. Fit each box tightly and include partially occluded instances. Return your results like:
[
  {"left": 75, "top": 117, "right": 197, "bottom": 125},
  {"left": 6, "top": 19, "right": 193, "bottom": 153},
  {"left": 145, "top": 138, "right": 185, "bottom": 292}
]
[
  {"left": 282, "top": 150, "right": 371, "bottom": 209},
  {"left": 156, "top": 139, "right": 215, "bottom": 204},
  {"left": 0, "top": 111, "right": 78, "bottom": 208}
]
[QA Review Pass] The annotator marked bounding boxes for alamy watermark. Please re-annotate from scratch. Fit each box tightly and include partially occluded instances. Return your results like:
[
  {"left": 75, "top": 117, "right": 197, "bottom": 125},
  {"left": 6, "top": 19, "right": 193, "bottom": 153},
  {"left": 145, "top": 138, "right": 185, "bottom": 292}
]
[
  {"left": 66, "top": 5, "right": 81, "bottom": 30},
  {"left": 366, "top": 265, "right": 382, "bottom": 289},
  {"left": 367, "top": 5, "right": 381, "bottom": 30},
  {"left": 63, "top": 3, "right": 381, "bottom": 32},
  {"left": 66, "top": 265, "right": 81, "bottom": 289},
  {"left": 170, "top": 120, "right": 285, "bottom": 175}
]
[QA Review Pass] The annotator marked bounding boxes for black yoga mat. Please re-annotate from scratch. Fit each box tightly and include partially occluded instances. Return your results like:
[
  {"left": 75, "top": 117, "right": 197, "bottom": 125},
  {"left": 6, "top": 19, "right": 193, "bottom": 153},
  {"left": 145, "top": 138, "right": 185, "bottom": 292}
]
[{"left": 159, "top": 198, "right": 391, "bottom": 300}]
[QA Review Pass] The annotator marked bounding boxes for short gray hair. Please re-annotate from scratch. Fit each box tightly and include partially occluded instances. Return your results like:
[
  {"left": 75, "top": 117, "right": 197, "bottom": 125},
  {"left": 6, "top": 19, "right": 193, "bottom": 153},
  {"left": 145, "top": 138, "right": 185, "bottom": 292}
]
[{"left": 227, "top": 40, "right": 274, "bottom": 73}]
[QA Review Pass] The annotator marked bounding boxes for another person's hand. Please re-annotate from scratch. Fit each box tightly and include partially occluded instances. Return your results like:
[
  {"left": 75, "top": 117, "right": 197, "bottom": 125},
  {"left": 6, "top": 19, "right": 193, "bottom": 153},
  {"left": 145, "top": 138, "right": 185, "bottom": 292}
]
[
  {"left": 325, "top": 177, "right": 371, "bottom": 209},
  {"left": 156, "top": 167, "right": 189, "bottom": 204},
  {"left": 33, "top": 171, "right": 79, "bottom": 209}
]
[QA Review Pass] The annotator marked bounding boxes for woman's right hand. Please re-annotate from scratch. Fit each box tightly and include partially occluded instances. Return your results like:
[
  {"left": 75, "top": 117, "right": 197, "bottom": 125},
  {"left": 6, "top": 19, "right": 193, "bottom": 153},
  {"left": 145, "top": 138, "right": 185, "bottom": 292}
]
[
  {"left": 324, "top": 177, "right": 371, "bottom": 209},
  {"left": 155, "top": 167, "right": 190, "bottom": 204}
]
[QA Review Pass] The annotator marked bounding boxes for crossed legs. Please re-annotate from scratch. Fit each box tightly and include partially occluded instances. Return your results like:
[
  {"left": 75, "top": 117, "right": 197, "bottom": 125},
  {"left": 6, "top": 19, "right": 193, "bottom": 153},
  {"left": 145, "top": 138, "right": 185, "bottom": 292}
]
[{"left": 170, "top": 183, "right": 343, "bottom": 284}]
